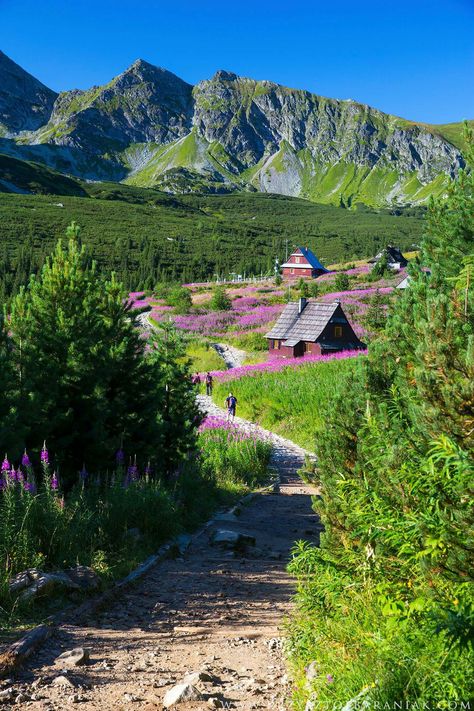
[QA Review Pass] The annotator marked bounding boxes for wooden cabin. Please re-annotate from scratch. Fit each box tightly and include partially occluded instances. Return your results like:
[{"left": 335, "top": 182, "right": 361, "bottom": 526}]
[
  {"left": 265, "top": 298, "right": 365, "bottom": 358},
  {"left": 369, "top": 245, "right": 408, "bottom": 270},
  {"left": 281, "top": 246, "right": 329, "bottom": 279}
]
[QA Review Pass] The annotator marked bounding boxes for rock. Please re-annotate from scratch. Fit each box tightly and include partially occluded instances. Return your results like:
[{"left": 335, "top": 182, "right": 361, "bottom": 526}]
[
  {"left": 0, "top": 688, "right": 13, "bottom": 701},
  {"left": 18, "top": 571, "right": 81, "bottom": 601},
  {"left": 163, "top": 683, "right": 203, "bottom": 707},
  {"left": 305, "top": 661, "right": 318, "bottom": 681},
  {"left": 56, "top": 647, "right": 90, "bottom": 666},
  {"left": 15, "top": 692, "right": 29, "bottom": 704},
  {"left": 272, "top": 483, "right": 280, "bottom": 494},
  {"left": 208, "top": 698, "right": 223, "bottom": 708},
  {"left": 8, "top": 568, "right": 41, "bottom": 594},
  {"left": 211, "top": 529, "right": 256, "bottom": 549},
  {"left": 68, "top": 694, "right": 81, "bottom": 704},
  {"left": 63, "top": 566, "right": 100, "bottom": 591},
  {"left": 182, "top": 671, "right": 214, "bottom": 684},
  {"left": 52, "top": 675, "right": 75, "bottom": 688},
  {"left": 123, "top": 693, "right": 140, "bottom": 702}
]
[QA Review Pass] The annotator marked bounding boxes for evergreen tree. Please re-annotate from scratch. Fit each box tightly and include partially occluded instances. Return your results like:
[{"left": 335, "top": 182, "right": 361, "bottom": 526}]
[
  {"left": 334, "top": 272, "right": 350, "bottom": 291},
  {"left": 148, "top": 322, "right": 201, "bottom": 480},
  {"left": 8, "top": 223, "right": 163, "bottom": 485},
  {"left": 210, "top": 285, "right": 232, "bottom": 311}
]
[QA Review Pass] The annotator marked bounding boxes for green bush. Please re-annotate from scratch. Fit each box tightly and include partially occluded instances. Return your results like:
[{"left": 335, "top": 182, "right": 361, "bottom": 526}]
[
  {"left": 334, "top": 272, "right": 350, "bottom": 291},
  {"left": 166, "top": 285, "right": 193, "bottom": 314},
  {"left": 210, "top": 285, "right": 232, "bottom": 311}
]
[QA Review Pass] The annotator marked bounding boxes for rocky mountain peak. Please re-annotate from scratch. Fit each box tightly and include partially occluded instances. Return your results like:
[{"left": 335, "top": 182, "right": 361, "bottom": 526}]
[
  {"left": 211, "top": 70, "right": 240, "bottom": 82},
  {"left": 0, "top": 50, "right": 57, "bottom": 134}
]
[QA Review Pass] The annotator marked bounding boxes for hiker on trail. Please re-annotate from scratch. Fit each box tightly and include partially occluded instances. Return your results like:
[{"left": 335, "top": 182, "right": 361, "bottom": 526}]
[
  {"left": 205, "top": 372, "right": 213, "bottom": 396},
  {"left": 192, "top": 373, "right": 201, "bottom": 387},
  {"left": 225, "top": 392, "right": 238, "bottom": 422}
]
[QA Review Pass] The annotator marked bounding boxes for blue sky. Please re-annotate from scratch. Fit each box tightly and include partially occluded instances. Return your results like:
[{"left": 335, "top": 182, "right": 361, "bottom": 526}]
[{"left": 1, "top": 0, "right": 473, "bottom": 123}]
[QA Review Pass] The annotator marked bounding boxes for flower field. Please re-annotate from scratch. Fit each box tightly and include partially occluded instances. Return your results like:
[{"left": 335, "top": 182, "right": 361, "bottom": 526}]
[{"left": 128, "top": 260, "right": 404, "bottom": 374}]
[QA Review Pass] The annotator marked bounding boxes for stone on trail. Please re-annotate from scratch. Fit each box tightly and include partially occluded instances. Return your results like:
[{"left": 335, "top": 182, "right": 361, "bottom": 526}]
[
  {"left": 183, "top": 670, "right": 214, "bottom": 684},
  {"left": 56, "top": 647, "right": 90, "bottom": 666},
  {"left": 163, "top": 683, "right": 203, "bottom": 707},
  {"left": 211, "top": 529, "right": 256, "bottom": 549},
  {"left": 52, "top": 675, "right": 76, "bottom": 688}
]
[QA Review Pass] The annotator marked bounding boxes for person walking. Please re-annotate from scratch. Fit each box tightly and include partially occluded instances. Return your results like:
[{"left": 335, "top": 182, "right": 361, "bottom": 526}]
[
  {"left": 205, "top": 372, "right": 213, "bottom": 396},
  {"left": 225, "top": 392, "right": 238, "bottom": 422}
]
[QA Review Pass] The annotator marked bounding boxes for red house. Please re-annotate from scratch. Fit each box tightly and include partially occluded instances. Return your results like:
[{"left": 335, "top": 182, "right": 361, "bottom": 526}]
[
  {"left": 281, "top": 246, "right": 329, "bottom": 279},
  {"left": 265, "top": 298, "right": 365, "bottom": 358}
]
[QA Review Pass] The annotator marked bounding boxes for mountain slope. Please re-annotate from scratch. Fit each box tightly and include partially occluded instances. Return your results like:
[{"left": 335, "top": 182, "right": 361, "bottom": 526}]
[
  {"left": 0, "top": 51, "right": 57, "bottom": 135},
  {"left": 0, "top": 52, "right": 469, "bottom": 207}
]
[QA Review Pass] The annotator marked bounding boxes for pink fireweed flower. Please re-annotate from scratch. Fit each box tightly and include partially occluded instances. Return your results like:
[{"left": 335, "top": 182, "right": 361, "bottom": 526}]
[
  {"left": 23, "top": 480, "right": 36, "bottom": 494},
  {"left": 326, "top": 675, "right": 334, "bottom": 684},
  {"left": 21, "top": 450, "right": 31, "bottom": 468},
  {"left": 1, "top": 454, "right": 10, "bottom": 472},
  {"left": 41, "top": 442, "right": 49, "bottom": 464},
  {"left": 51, "top": 472, "right": 59, "bottom": 490}
]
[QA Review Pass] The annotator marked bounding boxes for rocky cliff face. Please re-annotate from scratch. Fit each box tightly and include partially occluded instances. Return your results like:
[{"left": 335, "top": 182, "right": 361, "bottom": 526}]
[
  {"left": 0, "top": 52, "right": 467, "bottom": 206},
  {"left": 0, "top": 50, "right": 57, "bottom": 135}
]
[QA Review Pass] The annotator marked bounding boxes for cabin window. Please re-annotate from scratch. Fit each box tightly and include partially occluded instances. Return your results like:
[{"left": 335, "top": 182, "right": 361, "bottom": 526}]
[
  {"left": 277, "top": 340, "right": 281, "bottom": 350},
  {"left": 295, "top": 257, "right": 300, "bottom": 263},
  {"left": 270, "top": 339, "right": 275, "bottom": 349},
  {"left": 334, "top": 326, "right": 343, "bottom": 338}
]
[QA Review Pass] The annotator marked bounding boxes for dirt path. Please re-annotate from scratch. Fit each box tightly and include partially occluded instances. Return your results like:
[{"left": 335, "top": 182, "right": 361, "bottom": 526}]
[
  {"left": 210, "top": 344, "right": 247, "bottom": 370},
  {"left": 6, "top": 402, "right": 318, "bottom": 710}
]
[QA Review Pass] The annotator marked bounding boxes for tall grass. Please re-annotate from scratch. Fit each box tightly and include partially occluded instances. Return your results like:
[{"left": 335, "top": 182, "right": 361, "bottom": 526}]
[
  {"left": 0, "top": 427, "right": 271, "bottom": 627},
  {"left": 212, "top": 357, "right": 361, "bottom": 449}
]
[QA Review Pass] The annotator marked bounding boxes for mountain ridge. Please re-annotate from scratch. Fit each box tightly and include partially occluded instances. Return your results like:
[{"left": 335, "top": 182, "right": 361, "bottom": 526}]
[{"left": 0, "top": 51, "right": 471, "bottom": 207}]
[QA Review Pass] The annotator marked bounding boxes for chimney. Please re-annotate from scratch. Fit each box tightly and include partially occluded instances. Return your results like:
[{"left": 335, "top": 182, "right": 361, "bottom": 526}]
[{"left": 298, "top": 297, "right": 307, "bottom": 314}]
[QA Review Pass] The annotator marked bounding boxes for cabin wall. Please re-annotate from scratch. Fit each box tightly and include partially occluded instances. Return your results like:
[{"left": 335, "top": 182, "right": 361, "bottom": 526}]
[{"left": 282, "top": 267, "right": 313, "bottom": 278}]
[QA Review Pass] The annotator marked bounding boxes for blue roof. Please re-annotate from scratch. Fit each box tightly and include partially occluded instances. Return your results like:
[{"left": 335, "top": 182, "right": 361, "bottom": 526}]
[{"left": 297, "top": 247, "right": 329, "bottom": 273}]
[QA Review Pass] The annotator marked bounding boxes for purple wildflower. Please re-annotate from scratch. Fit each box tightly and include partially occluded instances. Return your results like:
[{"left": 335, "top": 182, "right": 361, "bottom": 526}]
[
  {"left": 51, "top": 471, "right": 59, "bottom": 490},
  {"left": 127, "top": 456, "right": 139, "bottom": 481},
  {"left": 326, "top": 674, "right": 334, "bottom": 684},
  {"left": 21, "top": 450, "right": 32, "bottom": 468},
  {"left": 144, "top": 461, "right": 152, "bottom": 477},
  {"left": 116, "top": 448, "right": 125, "bottom": 464},
  {"left": 23, "top": 481, "right": 35, "bottom": 494},
  {"left": 1, "top": 454, "right": 10, "bottom": 472},
  {"left": 41, "top": 442, "right": 49, "bottom": 464}
]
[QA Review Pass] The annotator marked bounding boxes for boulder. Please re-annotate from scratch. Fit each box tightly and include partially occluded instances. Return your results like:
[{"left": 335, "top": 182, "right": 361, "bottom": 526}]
[
  {"left": 182, "top": 671, "right": 214, "bottom": 684},
  {"left": 63, "top": 566, "right": 100, "bottom": 591},
  {"left": 56, "top": 647, "right": 90, "bottom": 666},
  {"left": 211, "top": 529, "right": 256, "bottom": 549},
  {"left": 163, "top": 683, "right": 203, "bottom": 707},
  {"left": 19, "top": 571, "right": 79, "bottom": 601}
]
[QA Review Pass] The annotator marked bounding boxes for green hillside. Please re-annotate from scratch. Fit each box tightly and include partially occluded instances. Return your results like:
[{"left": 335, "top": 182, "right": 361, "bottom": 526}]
[
  {"left": 0, "top": 154, "right": 87, "bottom": 196},
  {"left": 0, "top": 183, "right": 424, "bottom": 298}
]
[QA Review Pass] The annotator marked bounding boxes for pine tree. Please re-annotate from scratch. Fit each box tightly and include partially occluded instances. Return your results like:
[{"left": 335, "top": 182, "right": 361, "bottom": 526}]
[{"left": 8, "top": 223, "right": 164, "bottom": 485}]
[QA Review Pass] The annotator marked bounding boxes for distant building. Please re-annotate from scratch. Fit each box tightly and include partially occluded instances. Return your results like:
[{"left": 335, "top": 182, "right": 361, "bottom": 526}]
[
  {"left": 281, "top": 246, "right": 329, "bottom": 279},
  {"left": 369, "top": 245, "right": 408, "bottom": 271},
  {"left": 396, "top": 275, "right": 411, "bottom": 289},
  {"left": 265, "top": 298, "right": 365, "bottom": 358}
]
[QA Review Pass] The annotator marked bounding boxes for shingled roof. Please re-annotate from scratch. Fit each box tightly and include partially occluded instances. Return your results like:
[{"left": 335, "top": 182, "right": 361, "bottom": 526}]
[
  {"left": 281, "top": 246, "right": 329, "bottom": 273},
  {"left": 369, "top": 245, "right": 408, "bottom": 266},
  {"left": 265, "top": 300, "right": 340, "bottom": 343}
]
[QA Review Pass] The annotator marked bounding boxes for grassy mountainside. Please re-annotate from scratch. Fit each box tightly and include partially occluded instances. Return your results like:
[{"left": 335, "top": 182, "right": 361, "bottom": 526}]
[
  {"left": 0, "top": 185, "right": 424, "bottom": 297},
  {"left": 0, "top": 154, "right": 87, "bottom": 196}
]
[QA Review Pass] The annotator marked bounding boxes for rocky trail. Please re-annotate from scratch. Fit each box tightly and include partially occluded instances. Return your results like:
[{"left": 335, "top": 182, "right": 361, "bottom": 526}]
[{"left": 2, "top": 396, "right": 318, "bottom": 710}]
